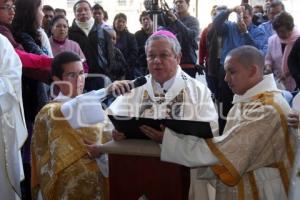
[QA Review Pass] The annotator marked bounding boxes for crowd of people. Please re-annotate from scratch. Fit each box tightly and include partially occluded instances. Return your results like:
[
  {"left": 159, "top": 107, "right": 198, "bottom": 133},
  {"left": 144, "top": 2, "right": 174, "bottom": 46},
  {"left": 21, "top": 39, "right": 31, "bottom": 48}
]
[{"left": 1, "top": 0, "right": 300, "bottom": 199}]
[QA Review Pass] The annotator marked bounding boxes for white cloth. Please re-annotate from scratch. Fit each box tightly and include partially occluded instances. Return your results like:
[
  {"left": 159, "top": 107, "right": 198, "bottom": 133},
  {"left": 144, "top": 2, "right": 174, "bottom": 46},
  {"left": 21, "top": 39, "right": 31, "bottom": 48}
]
[
  {"left": 0, "top": 35, "right": 27, "bottom": 199},
  {"left": 58, "top": 89, "right": 107, "bottom": 129},
  {"left": 161, "top": 74, "right": 293, "bottom": 200},
  {"left": 75, "top": 18, "right": 95, "bottom": 36},
  {"left": 289, "top": 97, "right": 300, "bottom": 200},
  {"left": 108, "top": 67, "right": 218, "bottom": 200},
  {"left": 39, "top": 28, "right": 53, "bottom": 57}
]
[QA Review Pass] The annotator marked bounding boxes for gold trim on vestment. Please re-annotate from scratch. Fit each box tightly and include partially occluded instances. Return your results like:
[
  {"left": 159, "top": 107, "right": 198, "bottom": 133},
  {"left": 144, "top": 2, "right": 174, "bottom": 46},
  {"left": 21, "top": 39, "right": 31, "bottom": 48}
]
[
  {"left": 206, "top": 139, "right": 241, "bottom": 186},
  {"left": 237, "top": 180, "right": 245, "bottom": 200},
  {"left": 248, "top": 171, "right": 259, "bottom": 200},
  {"left": 252, "top": 92, "right": 294, "bottom": 166}
]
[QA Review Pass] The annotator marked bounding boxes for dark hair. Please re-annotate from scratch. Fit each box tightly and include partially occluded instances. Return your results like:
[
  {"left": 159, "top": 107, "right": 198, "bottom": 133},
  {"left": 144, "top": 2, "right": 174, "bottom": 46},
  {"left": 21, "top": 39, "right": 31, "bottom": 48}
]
[
  {"left": 113, "top": 13, "right": 127, "bottom": 31},
  {"left": 174, "top": 0, "right": 190, "bottom": 5},
  {"left": 50, "top": 15, "right": 68, "bottom": 30},
  {"left": 51, "top": 51, "right": 81, "bottom": 79},
  {"left": 243, "top": 3, "right": 253, "bottom": 16},
  {"left": 139, "top": 11, "right": 150, "bottom": 23},
  {"left": 270, "top": 1, "right": 285, "bottom": 11},
  {"left": 54, "top": 8, "right": 66, "bottom": 16},
  {"left": 272, "top": 11, "right": 294, "bottom": 32},
  {"left": 12, "top": 0, "right": 42, "bottom": 43},
  {"left": 73, "top": 0, "right": 91, "bottom": 13},
  {"left": 103, "top": 10, "right": 108, "bottom": 20},
  {"left": 42, "top": 5, "right": 54, "bottom": 12},
  {"left": 253, "top": 5, "right": 264, "bottom": 13},
  {"left": 92, "top": 3, "right": 104, "bottom": 12}
]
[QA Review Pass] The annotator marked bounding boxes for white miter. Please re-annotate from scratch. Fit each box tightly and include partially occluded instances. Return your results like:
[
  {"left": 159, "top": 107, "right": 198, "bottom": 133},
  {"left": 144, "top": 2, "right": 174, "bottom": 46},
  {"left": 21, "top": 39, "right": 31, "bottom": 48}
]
[{"left": 60, "top": 89, "right": 108, "bottom": 129}]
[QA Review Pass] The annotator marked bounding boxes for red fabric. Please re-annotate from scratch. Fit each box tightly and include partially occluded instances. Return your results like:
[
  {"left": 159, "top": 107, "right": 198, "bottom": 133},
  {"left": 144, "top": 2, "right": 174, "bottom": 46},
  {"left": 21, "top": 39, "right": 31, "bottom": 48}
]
[
  {"left": 15, "top": 49, "right": 52, "bottom": 84},
  {"left": 15, "top": 49, "right": 52, "bottom": 70},
  {"left": 199, "top": 24, "right": 212, "bottom": 66}
]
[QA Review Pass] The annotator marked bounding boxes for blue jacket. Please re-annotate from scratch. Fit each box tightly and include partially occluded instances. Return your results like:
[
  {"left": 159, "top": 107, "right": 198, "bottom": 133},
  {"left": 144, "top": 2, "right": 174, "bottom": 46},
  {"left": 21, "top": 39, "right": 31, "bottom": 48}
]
[{"left": 213, "top": 10, "right": 267, "bottom": 64}]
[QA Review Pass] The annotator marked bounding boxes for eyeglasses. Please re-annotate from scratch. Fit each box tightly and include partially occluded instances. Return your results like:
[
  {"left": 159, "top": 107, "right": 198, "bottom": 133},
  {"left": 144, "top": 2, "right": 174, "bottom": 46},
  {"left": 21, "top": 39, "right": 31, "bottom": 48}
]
[
  {"left": 63, "top": 71, "right": 86, "bottom": 80},
  {"left": 0, "top": 5, "right": 16, "bottom": 12}
]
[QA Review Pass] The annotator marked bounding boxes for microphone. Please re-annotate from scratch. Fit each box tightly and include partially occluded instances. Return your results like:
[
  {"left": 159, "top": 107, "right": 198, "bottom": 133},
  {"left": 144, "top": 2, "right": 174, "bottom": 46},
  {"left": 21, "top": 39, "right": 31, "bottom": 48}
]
[{"left": 100, "top": 76, "right": 147, "bottom": 100}]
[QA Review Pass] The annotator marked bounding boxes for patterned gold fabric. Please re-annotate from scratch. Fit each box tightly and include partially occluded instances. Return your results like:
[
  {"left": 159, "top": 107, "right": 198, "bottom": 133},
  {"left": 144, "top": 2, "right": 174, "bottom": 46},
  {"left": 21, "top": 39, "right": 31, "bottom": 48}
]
[
  {"left": 139, "top": 90, "right": 185, "bottom": 119},
  {"left": 31, "top": 102, "right": 107, "bottom": 200},
  {"left": 206, "top": 92, "right": 296, "bottom": 200}
]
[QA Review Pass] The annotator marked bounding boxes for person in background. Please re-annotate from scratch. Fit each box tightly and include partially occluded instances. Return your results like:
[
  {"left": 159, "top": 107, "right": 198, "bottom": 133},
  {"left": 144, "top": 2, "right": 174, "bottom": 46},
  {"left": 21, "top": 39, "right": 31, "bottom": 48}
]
[
  {"left": 212, "top": 4, "right": 267, "bottom": 134},
  {"left": 103, "top": 10, "right": 108, "bottom": 22},
  {"left": 259, "top": 0, "right": 285, "bottom": 40},
  {"left": 92, "top": 3, "right": 109, "bottom": 28},
  {"left": 252, "top": 4, "right": 267, "bottom": 26},
  {"left": 54, "top": 8, "right": 66, "bottom": 17},
  {"left": 104, "top": 27, "right": 127, "bottom": 81},
  {"left": 69, "top": 0, "right": 112, "bottom": 91},
  {"left": 199, "top": 5, "right": 218, "bottom": 100},
  {"left": 12, "top": 0, "right": 53, "bottom": 198},
  {"left": 0, "top": 0, "right": 52, "bottom": 84},
  {"left": 164, "top": 0, "right": 200, "bottom": 78},
  {"left": 113, "top": 13, "right": 138, "bottom": 79},
  {"left": 42, "top": 5, "right": 54, "bottom": 37},
  {"left": 135, "top": 11, "right": 153, "bottom": 76},
  {"left": 49, "top": 15, "right": 85, "bottom": 59},
  {"left": 265, "top": 11, "right": 300, "bottom": 92},
  {"left": 0, "top": 34, "right": 27, "bottom": 200}
]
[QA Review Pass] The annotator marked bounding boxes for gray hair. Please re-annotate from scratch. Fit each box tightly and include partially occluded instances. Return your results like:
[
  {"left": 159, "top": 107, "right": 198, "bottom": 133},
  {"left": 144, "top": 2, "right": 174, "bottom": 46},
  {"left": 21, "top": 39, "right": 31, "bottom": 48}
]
[{"left": 145, "top": 33, "right": 181, "bottom": 56}]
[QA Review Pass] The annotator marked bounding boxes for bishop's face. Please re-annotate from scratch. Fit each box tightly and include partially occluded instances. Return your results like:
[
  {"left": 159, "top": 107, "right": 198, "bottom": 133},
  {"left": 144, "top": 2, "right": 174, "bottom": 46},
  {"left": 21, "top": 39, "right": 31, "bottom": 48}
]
[{"left": 146, "top": 38, "right": 181, "bottom": 85}]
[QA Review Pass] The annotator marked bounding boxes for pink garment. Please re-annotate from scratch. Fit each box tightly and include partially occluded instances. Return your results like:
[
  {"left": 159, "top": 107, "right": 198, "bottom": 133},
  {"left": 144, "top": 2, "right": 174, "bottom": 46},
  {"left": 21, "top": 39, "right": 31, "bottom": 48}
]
[
  {"left": 50, "top": 37, "right": 88, "bottom": 73},
  {"left": 15, "top": 49, "right": 52, "bottom": 83},
  {"left": 265, "top": 28, "right": 300, "bottom": 91},
  {"left": 49, "top": 37, "right": 86, "bottom": 60}
]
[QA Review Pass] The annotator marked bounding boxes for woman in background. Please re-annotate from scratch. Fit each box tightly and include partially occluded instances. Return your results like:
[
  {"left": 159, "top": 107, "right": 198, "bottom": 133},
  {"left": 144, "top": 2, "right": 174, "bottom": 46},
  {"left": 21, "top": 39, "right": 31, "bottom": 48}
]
[
  {"left": 113, "top": 13, "right": 138, "bottom": 79},
  {"left": 49, "top": 15, "right": 85, "bottom": 59},
  {"left": 12, "top": 0, "right": 52, "bottom": 199}
]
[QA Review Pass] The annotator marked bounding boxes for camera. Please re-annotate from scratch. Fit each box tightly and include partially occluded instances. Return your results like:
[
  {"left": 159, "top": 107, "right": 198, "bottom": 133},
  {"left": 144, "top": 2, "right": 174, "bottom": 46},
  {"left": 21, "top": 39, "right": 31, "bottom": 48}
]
[{"left": 143, "top": 0, "right": 174, "bottom": 27}]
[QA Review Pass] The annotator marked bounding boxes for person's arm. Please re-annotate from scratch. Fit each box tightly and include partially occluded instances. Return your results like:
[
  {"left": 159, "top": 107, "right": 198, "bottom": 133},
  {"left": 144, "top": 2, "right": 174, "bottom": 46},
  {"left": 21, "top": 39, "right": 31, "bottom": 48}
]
[
  {"left": 212, "top": 9, "right": 231, "bottom": 35},
  {"left": 15, "top": 49, "right": 52, "bottom": 70},
  {"left": 169, "top": 15, "right": 200, "bottom": 41},
  {"left": 60, "top": 80, "right": 132, "bottom": 129},
  {"left": 243, "top": 26, "right": 267, "bottom": 55}
]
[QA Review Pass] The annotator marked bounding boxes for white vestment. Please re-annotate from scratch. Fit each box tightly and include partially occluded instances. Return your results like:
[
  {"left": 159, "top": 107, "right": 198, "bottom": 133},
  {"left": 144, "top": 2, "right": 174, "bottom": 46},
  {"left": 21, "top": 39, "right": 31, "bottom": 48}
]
[
  {"left": 161, "top": 74, "right": 296, "bottom": 200},
  {"left": 0, "top": 35, "right": 27, "bottom": 199},
  {"left": 108, "top": 67, "right": 219, "bottom": 199}
]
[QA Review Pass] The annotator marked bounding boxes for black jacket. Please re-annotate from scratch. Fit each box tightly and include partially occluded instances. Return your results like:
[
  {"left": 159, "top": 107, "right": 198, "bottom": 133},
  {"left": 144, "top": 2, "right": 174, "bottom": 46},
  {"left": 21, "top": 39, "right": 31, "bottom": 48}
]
[{"left": 69, "top": 21, "right": 111, "bottom": 75}]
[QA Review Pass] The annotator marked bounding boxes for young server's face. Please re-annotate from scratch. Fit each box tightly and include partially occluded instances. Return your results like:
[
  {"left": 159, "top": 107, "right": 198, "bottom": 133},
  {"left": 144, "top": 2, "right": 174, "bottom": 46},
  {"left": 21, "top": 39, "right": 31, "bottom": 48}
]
[
  {"left": 224, "top": 56, "right": 254, "bottom": 95},
  {"left": 59, "top": 61, "right": 85, "bottom": 98}
]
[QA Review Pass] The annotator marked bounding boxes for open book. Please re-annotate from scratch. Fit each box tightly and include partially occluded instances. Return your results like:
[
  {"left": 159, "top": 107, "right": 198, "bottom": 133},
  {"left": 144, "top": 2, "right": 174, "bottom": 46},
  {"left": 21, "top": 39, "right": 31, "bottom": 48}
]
[{"left": 108, "top": 115, "right": 213, "bottom": 140}]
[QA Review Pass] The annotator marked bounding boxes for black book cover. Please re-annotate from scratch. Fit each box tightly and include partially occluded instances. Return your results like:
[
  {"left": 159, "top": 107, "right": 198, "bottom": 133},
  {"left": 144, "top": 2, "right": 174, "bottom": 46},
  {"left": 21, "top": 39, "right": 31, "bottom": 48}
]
[{"left": 108, "top": 115, "right": 213, "bottom": 140}]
